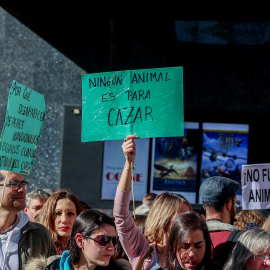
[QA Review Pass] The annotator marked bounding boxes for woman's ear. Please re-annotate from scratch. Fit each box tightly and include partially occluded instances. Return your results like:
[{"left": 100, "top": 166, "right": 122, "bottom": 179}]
[{"left": 75, "top": 233, "right": 84, "bottom": 248}]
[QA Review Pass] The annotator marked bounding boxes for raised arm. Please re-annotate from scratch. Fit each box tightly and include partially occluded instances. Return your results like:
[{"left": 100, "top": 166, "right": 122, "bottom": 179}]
[
  {"left": 113, "top": 135, "right": 154, "bottom": 269},
  {"left": 117, "top": 135, "right": 138, "bottom": 191}
]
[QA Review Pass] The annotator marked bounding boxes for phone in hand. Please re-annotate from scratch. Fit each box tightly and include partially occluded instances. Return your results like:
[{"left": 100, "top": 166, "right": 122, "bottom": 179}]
[{"left": 246, "top": 222, "right": 258, "bottom": 230}]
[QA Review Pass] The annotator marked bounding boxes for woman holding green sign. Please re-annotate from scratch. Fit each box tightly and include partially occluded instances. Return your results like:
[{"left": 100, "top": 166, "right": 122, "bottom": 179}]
[{"left": 113, "top": 135, "right": 192, "bottom": 269}]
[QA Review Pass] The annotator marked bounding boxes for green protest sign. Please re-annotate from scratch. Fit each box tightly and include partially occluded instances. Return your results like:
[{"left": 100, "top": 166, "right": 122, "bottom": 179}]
[
  {"left": 0, "top": 81, "right": 45, "bottom": 174},
  {"left": 82, "top": 66, "right": 184, "bottom": 142}
]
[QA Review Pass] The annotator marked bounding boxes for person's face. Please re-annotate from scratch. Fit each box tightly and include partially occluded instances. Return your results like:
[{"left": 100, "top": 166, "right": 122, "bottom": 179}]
[
  {"left": 245, "top": 247, "right": 270, "bottom": 270},
  {"left": 0, "top": 170, "right": 26, "bottom": 212},
  {"left": 177, "top": 229, "right": 206, "bottom": 270},
  {"left": 164, "top": 202, "right": 191, "bottom": 246},
  {"left": 24, "top": 197, "right": 47, "bottom": 221},
  {"left": 77, "top": 223, "right": 116, "bottom": 268},
  {"left": 54, "top": 198, "right": 77, "bottom": 242}
]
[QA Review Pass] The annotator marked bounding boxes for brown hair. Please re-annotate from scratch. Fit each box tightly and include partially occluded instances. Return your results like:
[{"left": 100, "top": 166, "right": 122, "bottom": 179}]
[
  {"left": 163, "top": 211, "right": 211, "bottom": 270},
  {"left": 134, "top": 214, "right": 147, "bottom": 234},
  {"left": 37, "top": 189, "right": 84, "bottom": 243}
]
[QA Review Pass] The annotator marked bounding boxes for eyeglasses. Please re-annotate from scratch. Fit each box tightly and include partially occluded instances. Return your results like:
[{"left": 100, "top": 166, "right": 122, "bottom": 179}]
[
  {"left": 254, "top": 254, "right": 270, "bottom": 262},
  {"left": 0, "top": 180, "right": 29, "bottom": 191},
  {"left": 83, "top": 235, "right": 117, "bottom": 247}
]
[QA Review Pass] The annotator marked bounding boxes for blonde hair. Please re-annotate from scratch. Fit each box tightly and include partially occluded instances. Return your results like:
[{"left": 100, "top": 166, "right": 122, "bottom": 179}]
[
  {"left": 144, "top": 192, "right": 191, "bottom": 245},
  {"left": 37, "top": 189, "right": 84, "bottom": 243},
  {"left": 234, "top": 210, "right": 265, "bottom": 230}
]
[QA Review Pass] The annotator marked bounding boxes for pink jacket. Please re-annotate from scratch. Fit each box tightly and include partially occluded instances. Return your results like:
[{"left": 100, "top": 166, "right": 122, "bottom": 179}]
[{"left": 113, "top": 188, "right": 160, "bottom": 270}]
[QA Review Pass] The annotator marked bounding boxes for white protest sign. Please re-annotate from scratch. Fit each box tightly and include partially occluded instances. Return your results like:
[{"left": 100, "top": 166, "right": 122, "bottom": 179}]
[
  {"left": 101, "top": 138, "right": 149, "bottom": 201},
  {"left": 241, "top": 164, "right": 270, "bottom": 210}
]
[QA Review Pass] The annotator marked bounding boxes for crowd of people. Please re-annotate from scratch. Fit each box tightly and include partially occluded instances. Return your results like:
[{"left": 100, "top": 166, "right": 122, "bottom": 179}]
[{"left": 1, "top": 135, "right": 270, "bottom": 269}]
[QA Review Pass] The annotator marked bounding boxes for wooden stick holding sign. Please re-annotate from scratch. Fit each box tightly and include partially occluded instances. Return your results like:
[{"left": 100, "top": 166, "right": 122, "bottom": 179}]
[
  {"left": 118, "top": 135, "right": 139, "bottom": 219},
  {"left": 131, "top": 162, "right": 136, "bottom": 219},
  {"left": 82, "top": 67, "right": 184, "bottom": 212}
]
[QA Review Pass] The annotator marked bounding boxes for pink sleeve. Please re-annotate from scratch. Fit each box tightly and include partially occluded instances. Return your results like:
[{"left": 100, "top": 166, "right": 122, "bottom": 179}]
[{"left": 113, "top": 187, "right": 152, "bottom": 269}]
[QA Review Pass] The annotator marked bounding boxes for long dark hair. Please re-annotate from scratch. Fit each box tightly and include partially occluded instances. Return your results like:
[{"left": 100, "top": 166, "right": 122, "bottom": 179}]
[
  {"left": 163, "top": 211, "right": 212, "bottom": 270},
  {"left": 67, "top": 209, "right": 116, "bottom": 265}
]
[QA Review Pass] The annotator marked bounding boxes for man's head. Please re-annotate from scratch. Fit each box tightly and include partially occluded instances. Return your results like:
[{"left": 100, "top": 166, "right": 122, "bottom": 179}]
[
  {"left": 0, "top": 170, "right": 27, "bottom": 213},
  {"left": 24, "top": 188, "right": 52, "bottom": 221},
  {"left": 199, "top": 176, "right": 240, "bottom": 224}
]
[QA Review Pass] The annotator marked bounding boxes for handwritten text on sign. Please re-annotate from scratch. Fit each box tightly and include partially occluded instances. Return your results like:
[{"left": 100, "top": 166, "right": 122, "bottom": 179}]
[
  {"left": 82, "top": 67, "right": 184, "bottom": 142},
  {"left": 0, "top": 81, "right": 45, "bottom": 175},
  {"left": 241, "top": 164, "right": 270, "bottom": 210}
]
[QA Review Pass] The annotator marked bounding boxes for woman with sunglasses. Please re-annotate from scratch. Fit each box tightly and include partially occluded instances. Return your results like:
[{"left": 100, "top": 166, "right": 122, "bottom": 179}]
[
  {"left": 224, "top": 227, "right": 270, "bottom": 270},
  {"left": 113, "top": 135, "right": 192, "bottom": 270},
  {"left": 25, "top": 209, "right": 132, "bottom": 269}
]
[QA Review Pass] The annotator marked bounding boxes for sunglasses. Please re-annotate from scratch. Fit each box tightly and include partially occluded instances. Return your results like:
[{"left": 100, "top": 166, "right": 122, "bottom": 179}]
[
  {"left": 83, "top": 235, "right": 117, "bottom": 247},
  {"left": 0, "top": 180, "right": 29, "bottom": 191}
]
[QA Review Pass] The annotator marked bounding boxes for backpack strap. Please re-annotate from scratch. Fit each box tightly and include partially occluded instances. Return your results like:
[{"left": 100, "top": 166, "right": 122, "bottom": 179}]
[
  {"left": 136, "top": 246, "right": 153, "bottom": 270},
  {"left": 212, "top": 229, "right": 244, "bottom": 266},
  {"left": 227, "top": 229, "right": 245, "bottom": 242}
]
